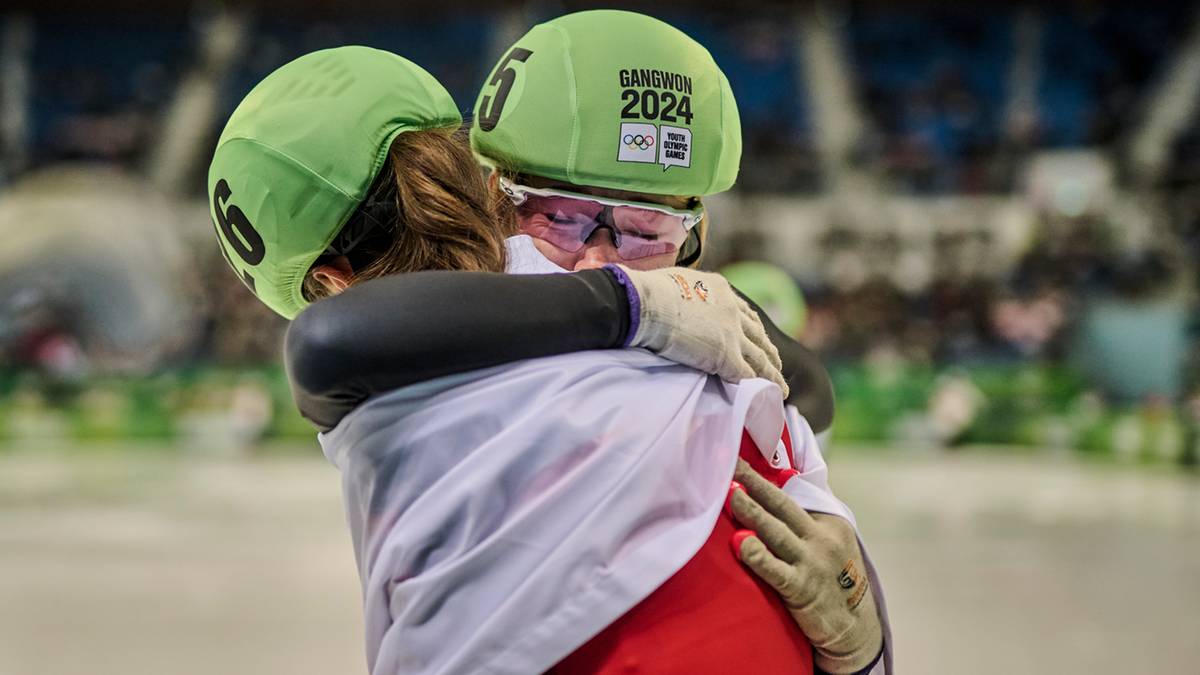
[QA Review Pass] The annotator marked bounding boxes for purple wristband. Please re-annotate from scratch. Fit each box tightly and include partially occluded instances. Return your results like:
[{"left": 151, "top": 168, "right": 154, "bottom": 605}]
[{"left": 603, "top": 264, "right": 641, "bottom": 347}]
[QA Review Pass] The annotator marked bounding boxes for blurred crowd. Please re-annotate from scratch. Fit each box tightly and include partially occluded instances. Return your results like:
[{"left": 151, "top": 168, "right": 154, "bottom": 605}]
[
  {"left": 800, "top": 212, "right": 1182, "bottom": 367},
  {"left": 31, "top": 6, "right": 1192, "bottom": 193},
  {"left": 849, "top": 5, "right": 1193, "bottom": 193},
  {"left": 3, "top": 3, "right": 1200, "bottom": 409}
]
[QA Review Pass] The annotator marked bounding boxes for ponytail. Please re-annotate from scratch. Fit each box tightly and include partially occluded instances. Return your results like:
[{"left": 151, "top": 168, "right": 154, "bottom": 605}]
[{"left": 303, "top": 127, "right": 516, "bottom": 302}]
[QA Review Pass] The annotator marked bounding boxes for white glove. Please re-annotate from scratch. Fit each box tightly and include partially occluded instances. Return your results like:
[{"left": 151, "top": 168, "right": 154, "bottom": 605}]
[
  {"left": 730, "top": 459, "right": 884, "bottom": 674},
  {"left": 610, "top": 265, "right": 788, "bottom": 397}
]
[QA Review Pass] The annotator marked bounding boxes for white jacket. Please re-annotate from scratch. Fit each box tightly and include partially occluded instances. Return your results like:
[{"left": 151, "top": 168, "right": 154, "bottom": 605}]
[{"left": 318, "top": 237, "right": 892, "bottom": 675}]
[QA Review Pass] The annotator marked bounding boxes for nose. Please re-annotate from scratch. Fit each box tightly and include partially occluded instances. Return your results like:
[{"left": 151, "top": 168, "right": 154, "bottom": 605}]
[{"left": 573, "top": 227, "right": 623, "bottom": 270}]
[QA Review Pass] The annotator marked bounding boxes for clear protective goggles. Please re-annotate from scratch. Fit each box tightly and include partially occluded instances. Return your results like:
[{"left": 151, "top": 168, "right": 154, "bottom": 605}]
[{"left": 500, "top": 177, "right": 704, "bottom": 261}]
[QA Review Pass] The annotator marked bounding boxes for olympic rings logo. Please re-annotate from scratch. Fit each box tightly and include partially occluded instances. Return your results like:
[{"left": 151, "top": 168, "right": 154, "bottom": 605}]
[{"left": 623, "top": 133, "right": 655, "bottom": 151}]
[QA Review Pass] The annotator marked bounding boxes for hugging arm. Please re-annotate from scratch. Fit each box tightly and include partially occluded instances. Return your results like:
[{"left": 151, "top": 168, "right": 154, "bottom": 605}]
[
  {"left": 731, "top": 459, "right": 886, "bottom": 674},
  {"left": 286, "top": 269, "right": 628, "bottom": 432},
  {"left": 286, "top": 268, "right": 833, "bottom": 432}
]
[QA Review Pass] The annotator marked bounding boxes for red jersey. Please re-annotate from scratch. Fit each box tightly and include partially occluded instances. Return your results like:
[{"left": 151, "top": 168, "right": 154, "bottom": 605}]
[{"left": 550, "top": 429, "right": 814, "bottom": 674}]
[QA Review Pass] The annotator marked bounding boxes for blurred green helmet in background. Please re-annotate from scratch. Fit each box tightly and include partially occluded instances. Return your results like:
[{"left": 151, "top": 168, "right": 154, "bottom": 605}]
[
  {"left": 207, "top": 46, "right": 461, "bottom": 319},
  {"left": 720, "top": 261, "right": 808, "bottom": 337},
  {"left": 470, "top": 9, "right": 742, "bottom": 197}
]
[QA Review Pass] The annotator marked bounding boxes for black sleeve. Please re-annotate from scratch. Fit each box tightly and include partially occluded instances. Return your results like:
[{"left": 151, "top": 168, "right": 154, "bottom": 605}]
[
  {"left": 739, "top": 294, "right": 836, "bottom": 434},
  {"left": 285, "top": 269, "right": 630, "bottom": 432},
  {"left": 286, "top": 269, "right": 835, "bottom": 434}
]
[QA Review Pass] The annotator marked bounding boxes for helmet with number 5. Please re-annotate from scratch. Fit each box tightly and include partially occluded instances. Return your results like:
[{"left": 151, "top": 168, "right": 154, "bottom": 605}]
[
  {"left": 470, "top": 10, "right": 742, "bottom": 268},
  {"left": 471, "top": 10, "right": 740, "bottom": 196}
]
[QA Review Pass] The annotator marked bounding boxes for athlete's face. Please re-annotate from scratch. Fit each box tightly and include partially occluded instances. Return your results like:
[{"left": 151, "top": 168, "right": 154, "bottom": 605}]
[{"left": 512, "top": 174, "right": 696, "bottom": 272}]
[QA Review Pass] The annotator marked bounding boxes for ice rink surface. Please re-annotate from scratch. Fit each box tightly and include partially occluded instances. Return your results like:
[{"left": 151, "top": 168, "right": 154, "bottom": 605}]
[{"left": 1, "top": 444, "right": 1197, "bottom": 674}]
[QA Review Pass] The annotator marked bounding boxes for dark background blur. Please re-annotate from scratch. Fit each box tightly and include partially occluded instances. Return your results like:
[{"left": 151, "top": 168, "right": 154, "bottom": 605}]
[{"left": 0, "top": 2, "right": 1197, "bottom": 674}]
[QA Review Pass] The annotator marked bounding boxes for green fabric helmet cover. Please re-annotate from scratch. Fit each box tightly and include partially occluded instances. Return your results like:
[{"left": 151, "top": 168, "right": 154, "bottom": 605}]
[
  {"left": 207, "top": 46, "right": 462, "bottom": 319},
  {"left": 720, "top": 261, "right": 808, "bottom": 336},
  {"left": 471, "top": 10, "right": 742, "bottom": 197}
]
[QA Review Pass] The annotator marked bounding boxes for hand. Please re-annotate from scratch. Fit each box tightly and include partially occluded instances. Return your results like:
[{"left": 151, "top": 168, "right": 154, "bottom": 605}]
[
  {"left": 608, "top": 265, "right": 788, "bottom": 397},
  {"left": 729, "top": 459, "right": 883, "bottom": 674}
]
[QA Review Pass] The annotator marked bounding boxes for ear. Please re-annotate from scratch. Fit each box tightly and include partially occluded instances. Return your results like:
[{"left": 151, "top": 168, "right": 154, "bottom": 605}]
[{"left": 310, "top": 256, "right": 354, "bottom": 295}]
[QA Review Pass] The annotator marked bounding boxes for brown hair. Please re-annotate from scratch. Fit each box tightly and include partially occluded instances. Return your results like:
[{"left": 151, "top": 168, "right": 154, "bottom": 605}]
[{"left": 303, "top": 127, "right": 516, "bottom": 302}]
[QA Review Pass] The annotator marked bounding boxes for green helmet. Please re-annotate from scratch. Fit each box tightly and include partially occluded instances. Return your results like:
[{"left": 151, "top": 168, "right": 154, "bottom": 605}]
[
  {"left": 207, "top": 46, "right": 461, "bottom": 319},
  {"left": 720, "top": 261, "right": 808, "bottom": 336},
  {"left": 471, "top": 10, "right": 741, "bottom": 197}
]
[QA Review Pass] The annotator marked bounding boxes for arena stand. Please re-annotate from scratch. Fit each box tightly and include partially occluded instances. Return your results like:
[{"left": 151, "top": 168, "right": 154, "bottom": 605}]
[{"left": 1, "top": 1, "right": 1198, "bottom": 459}]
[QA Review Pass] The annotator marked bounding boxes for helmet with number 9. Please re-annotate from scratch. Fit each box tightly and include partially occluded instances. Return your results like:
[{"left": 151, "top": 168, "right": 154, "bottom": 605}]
[
  {"left": 470, "top": 10, "right": 742, "bottom": 198},
  {"left": 207, "top": 46, "right": 461, "bottom": 319}
]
